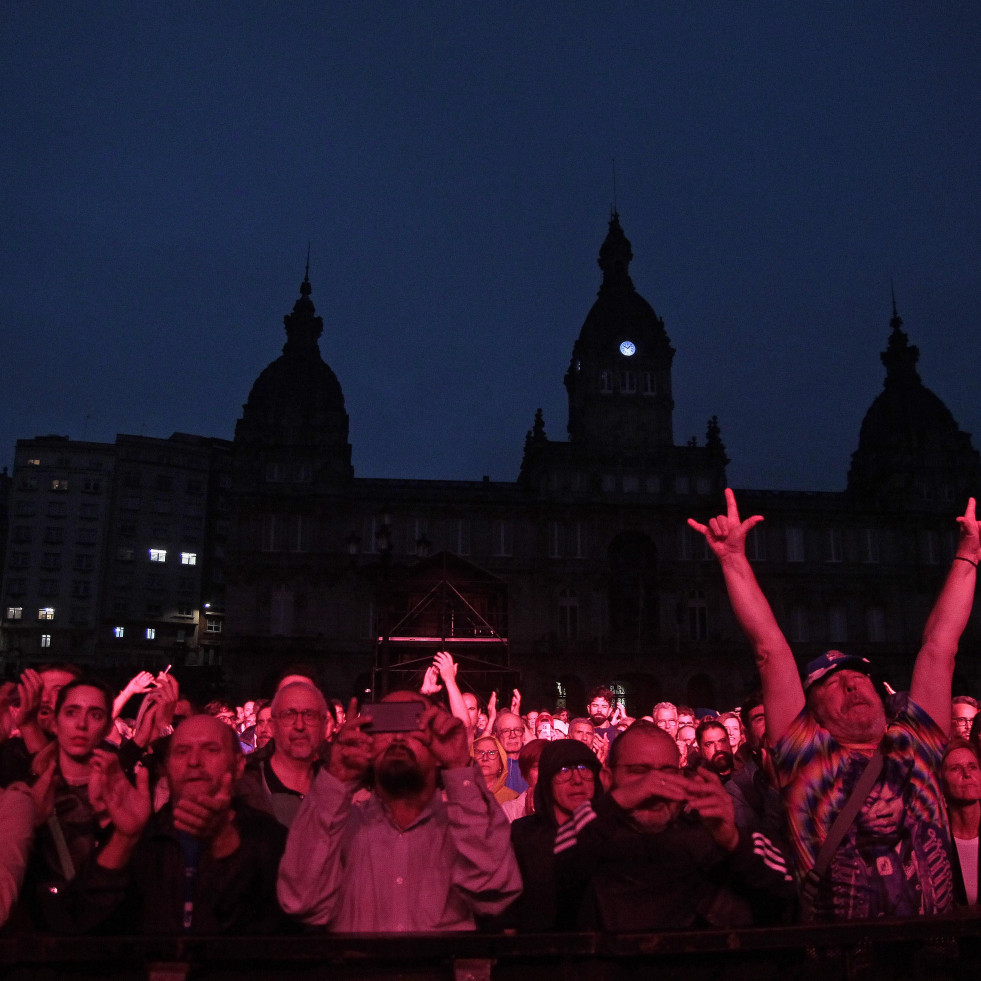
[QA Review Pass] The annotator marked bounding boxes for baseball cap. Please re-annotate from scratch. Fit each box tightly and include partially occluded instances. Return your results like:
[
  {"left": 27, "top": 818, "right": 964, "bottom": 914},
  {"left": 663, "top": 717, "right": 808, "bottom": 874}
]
[{"left": 803, "top": 650, "right": 873, "bottom": 692}]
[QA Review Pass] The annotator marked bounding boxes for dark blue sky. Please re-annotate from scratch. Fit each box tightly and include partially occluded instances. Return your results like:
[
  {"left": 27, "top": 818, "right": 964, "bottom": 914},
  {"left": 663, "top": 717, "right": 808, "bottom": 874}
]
[{"left": 3, "top": 3, "right": 979, "bottom": 491}]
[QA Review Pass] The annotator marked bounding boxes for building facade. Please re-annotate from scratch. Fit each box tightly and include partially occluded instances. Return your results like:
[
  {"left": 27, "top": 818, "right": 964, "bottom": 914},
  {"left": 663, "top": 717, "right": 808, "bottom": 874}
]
[{"left": 3, "top": 215, "right": 980, "bottom": 712}]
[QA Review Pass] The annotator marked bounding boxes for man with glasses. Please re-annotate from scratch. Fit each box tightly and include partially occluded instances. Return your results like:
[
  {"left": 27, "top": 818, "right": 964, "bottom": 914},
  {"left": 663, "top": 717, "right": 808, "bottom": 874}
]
[
  {"left": 494, "top": 711, "right": 529, "bottom": 792},
  {"left": 560, "top": 722, "right": 794, "bottom": 930},
  {"left": 278, "top": 691, "right": 520, "bottom": 931},
  {"left": 238, "top": 681, "right": 326, "bottom": 827},
  {"left": 952, "top": 696, "right": 979, "bottom": 741},
  {"left": 505, "top": 739, "right": 604, "bottom": 930}
]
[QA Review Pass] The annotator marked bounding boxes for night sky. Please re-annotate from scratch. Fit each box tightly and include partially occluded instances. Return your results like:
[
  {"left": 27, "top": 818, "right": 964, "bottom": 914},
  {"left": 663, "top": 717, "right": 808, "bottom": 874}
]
[{"left": 3, "top": 4, "right": 979, "bottom": 492}]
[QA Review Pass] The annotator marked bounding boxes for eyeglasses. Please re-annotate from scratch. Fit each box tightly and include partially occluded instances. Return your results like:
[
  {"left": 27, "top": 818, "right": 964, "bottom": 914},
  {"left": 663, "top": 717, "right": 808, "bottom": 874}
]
[
  {"left": 474, "top": 750, "right": 499, "bottom": 760},
  {"left": 498, "top": 727, "right": 524, "bottom": 736},
  {"left": 553, "top": 764, "right": 594, "bottom": 783},
  {"left": 953, "top": 717, "right": 974, "bottom": 729},
  {"left": 276, "top": 709, "right": 324, "bottom": 726}
]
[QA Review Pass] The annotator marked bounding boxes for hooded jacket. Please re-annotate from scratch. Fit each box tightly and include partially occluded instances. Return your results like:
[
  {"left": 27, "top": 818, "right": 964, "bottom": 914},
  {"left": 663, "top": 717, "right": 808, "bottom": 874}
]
[{"left": 503, "top": 740, "right": 604, "bottom": 930}]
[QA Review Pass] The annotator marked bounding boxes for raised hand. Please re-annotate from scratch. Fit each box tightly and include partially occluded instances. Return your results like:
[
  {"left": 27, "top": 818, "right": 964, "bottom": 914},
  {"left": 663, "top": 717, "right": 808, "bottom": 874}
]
[
  {"left": 420, "top": 664, "right": 443, "bottom": 696},
  {"left": 328, "top": 698, "right": 374, "bottom": 784},
  {"left": 687, "top": 488, "right": 764, "bottom": 561},
  {"left": 89, "top": 750, "right": 151, "bottom": 838},
  {"left": 173, "top": 770, "right": 234, "bottom": 839},
  {"left": 955, "top": 497, "right": 981, "bottom": 562},
  {"left": 685, "top": 767, "right": 739, "bottom": 851},
  {"left": 417, "top": 705, "right": 469, "bottom": 769},
  {"left": 510, "top": 688, "right": 521, "bottom": 716},
  {"left": 433, "top": 650, "right": 458, "bottom": 683},
  {"left": 13, "top": 669, "right": 43, "bottom": 730}
]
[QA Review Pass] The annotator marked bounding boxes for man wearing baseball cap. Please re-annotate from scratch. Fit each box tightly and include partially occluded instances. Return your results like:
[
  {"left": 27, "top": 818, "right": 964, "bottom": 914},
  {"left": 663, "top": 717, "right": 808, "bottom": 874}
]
[{"left": 689, "top": 491, "right": 981, "bottom": 920}]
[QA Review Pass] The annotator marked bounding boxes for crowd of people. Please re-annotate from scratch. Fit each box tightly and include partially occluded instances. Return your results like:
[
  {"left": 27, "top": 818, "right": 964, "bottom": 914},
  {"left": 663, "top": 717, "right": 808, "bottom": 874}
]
[{"left": 1, "top": 490, "right": 981, "bottom": 937}]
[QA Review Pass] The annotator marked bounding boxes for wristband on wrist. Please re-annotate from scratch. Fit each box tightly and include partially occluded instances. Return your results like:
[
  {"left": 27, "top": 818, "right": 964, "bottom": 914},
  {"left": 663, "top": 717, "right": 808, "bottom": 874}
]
[{"left": 954, "top": 556, "right": 978, "bottom": 569}]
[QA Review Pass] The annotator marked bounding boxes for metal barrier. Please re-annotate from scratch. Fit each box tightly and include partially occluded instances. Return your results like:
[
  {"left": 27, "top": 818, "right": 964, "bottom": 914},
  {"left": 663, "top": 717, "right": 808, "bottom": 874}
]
[{"left": 2, "top": 914, "right": 981, "bottom": 981}]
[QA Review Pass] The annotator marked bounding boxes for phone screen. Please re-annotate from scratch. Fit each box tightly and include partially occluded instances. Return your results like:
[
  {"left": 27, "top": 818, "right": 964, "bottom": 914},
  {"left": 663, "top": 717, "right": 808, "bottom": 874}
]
[{"left": 361, "top": 701, "right": 425, "bottom": 733}]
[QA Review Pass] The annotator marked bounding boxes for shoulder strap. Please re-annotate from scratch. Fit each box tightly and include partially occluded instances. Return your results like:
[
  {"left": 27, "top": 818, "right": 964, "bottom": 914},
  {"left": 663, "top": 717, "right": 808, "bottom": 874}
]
[{"left": 811, "top": 749, "right": 884, "bottom": 878}]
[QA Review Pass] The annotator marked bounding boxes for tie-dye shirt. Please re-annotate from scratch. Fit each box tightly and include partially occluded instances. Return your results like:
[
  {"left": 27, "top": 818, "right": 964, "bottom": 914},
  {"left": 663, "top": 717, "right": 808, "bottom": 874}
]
[{"left": 772, "top": 699, "right": 953, "bottom": 919}]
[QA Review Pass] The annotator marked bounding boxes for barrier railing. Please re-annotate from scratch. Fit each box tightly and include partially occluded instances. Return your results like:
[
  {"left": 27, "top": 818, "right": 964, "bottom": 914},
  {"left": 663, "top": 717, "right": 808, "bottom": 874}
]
[{"left": 2, "top": 913, "right": 981, "bottom": 981}]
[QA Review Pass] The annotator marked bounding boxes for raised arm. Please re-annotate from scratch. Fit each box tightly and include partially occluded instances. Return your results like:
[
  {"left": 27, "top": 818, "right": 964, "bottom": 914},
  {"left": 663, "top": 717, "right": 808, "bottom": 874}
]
[
  {"left": 432, "top": 651, "right": 471, "bottom": 731},
  {"left": 910, "top": 498, "right": 981, "bottom": 732},
  {"left": 688, "top": 489, "right": 804, "bottom": 742}
]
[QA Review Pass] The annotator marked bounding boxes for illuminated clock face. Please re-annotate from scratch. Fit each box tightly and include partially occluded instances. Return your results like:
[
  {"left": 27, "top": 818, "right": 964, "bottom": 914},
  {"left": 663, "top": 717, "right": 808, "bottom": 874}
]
[{"left": 619, "top": 340, "right": 636, "bottom": 357}]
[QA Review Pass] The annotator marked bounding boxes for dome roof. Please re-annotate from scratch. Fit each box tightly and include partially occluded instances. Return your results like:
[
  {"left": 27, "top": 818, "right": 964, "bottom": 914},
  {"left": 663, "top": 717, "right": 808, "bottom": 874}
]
[
  {"left": 848, "top": 304, "right": 979, "bottom": 502},
  {"left": 573, "top": 212, "right": 672, "bottom": 359},
  {"left": 236, "top": 272, "right": 350, "bottom": 445}
]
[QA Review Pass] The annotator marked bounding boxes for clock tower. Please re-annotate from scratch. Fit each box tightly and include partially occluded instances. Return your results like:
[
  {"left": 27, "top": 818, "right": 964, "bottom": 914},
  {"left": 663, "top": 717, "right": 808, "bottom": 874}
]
[{"left": 564, "top": 211, "right": 675, "bottom": 461}]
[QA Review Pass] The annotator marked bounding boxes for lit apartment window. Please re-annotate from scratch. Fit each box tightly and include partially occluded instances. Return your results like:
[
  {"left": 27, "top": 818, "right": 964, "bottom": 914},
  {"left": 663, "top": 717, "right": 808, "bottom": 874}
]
[
  {"left": 180, "top": 552, "right": 197, "bottom": 566},
  {"left": 38, "top": 607, "right": 55, "bottom": 621},
  {"left": 149, "top": 549, "right": 167, "bottom": 563},
  {"left": 113, "top": 626, "right": 125, "bottom": 638},
  {"left": 206, "top": 617, "right": 222, "bottom": 633},
  {"left": 40, "top": 634, "right": 51, "bottom": 648},
  {"left": 51, "top": 479, "right": 69, "bottom": 492},
  {"left": 146, "top": 628, "right": 156, "bottom": 640},
  {"left": 27, "top": 458, "right": 40, "bottom": 466},
  {"left": 7, "top": 607, "right": 23, "bottom": 620}
]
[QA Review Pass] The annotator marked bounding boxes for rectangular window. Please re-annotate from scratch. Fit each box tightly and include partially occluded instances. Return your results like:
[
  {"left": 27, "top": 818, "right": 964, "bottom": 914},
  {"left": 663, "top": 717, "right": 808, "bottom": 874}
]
[
  {"left": 790, "top": 605, "right": 809, "bottom": 643},
  {"left": 41, "top": 553, "right": 62, "bottom": 570},
  {"left": 863, "top": 529, "right": 880, "bottom": 564},
  {"left": 829, "top": 606, "right": 848, "bottom": 642},
  {"left": 76, "top": 528, "right": 98, "bottom": 545},
  {"left": 38, "top": 607, "right": 55, "bottom": 621},
  {"left": 206, "top": 617, "right": 222, "bottom": 633},
  {"left": 622, "top": 475, "right": 639, "bottom": 493},
  {"left": 46, "top": 501, "right": 67, "bottom": 517},
  {"left": 51, "top": 479, "right": 69, "bottom": 492},
  {"left": 72, "top": 581, "right": 92, "bottom": 598},
  {"left": 40, "top": 634, "right": 51, "bottom": 648},
  {"left": 38, "top": 580, "right": 58, "bottom": 597},
  {"left": 642, "top": 372, "right": 655, "bottom": 396},
  {"left": 674, "top": 475, "right": 690, "bottom": 495},
  {"left": 9, "top": 552, "right": 29, "bottom": 569},
  {"left": 548, "top": 520, "right": 562, "bottom": 558},
  {"left": 149, "top": 549, "right": 167, "bottom": 563},
  {"left": 180, "top": 552, "right": 197, "bottom": 566},
  {"left": 11, "top": 527, "right": 32, "bottom": 543},
  {"left": 146, "top": 628, "right": 156, "bottom": 640},
  {"left": 867, "top": 606, "right": 886, "bottom": 643},
  {"left": 620, "top": 371, "right": 636, "bottom": 394},
  {"left": 177, "top": 605, "right": 194, "bottom": 617},
  {"left": 44, "top": 527, "right": 64, "bottom": 544},
  {"left": 825, "top": 529, "right": 843, "bottom": 563},
  {"left": 572, "top": 521, "right": 587, "bottom": 559},
  {"left": 492, "top": 520, "right": 513, "bottom": 557},
  {"left": 786, "top": 527, "right": 805, "bottom": 563},
  {"left": 6, "top": 607, "right": 23, "bottom": 620},
  {"left": 113, "top": 626, "right": 125, "bottom": 638},
  {"left": 82, "top": 478, "right": 101, "bottom": 494},
  {"left": 456, "top": 519, "right": 471, "bottom": 556},
  {"left": 6, "top": 579, "right": 26, "bottom": 596},
  {"left": 74, "top": 555, "right": 95, "bottom": 572},
  {"left": 599, "top": 370, "right": 613, "bottom": 394}
]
